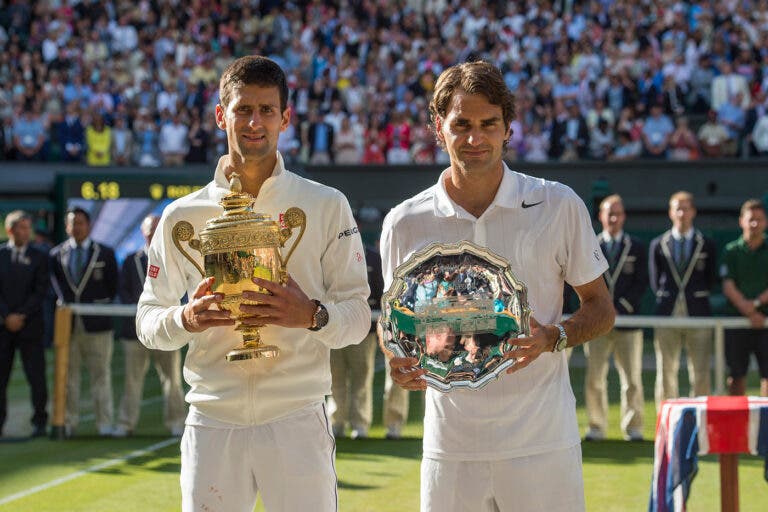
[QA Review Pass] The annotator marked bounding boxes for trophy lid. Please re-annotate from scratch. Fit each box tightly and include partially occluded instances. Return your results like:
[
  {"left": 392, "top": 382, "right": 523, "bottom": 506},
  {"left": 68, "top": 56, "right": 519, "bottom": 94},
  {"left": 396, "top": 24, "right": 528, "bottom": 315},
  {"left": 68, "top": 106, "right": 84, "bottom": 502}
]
[{"left": 205, "top": 172, "right": 275, "bottom": 226}]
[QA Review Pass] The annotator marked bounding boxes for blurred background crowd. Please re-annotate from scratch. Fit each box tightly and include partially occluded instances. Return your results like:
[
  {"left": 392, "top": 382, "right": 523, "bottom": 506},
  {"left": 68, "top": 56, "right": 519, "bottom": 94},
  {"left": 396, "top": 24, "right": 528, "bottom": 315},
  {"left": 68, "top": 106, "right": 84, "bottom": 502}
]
[{"left": 4, "top": 0, "right": 768, "bottom": 167}]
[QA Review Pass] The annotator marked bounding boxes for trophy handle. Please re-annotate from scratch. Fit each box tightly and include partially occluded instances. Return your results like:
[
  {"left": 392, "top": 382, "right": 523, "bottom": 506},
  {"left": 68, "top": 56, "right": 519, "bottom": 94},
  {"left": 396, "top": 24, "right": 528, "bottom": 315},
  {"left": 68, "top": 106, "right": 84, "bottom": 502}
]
[
  {"left": 172, "top": 221, "right": 205, "bottom": 278},
  {"left": 277, "top": 207, "right": 306, "bottom": 282}
]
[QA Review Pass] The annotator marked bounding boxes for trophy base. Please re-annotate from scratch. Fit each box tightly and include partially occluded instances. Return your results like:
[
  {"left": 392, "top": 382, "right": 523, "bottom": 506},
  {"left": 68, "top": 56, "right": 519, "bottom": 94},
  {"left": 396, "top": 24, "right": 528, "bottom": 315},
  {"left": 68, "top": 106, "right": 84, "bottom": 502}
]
[{"left": 226, "top": 344, "right": 280, "bottom": 361}]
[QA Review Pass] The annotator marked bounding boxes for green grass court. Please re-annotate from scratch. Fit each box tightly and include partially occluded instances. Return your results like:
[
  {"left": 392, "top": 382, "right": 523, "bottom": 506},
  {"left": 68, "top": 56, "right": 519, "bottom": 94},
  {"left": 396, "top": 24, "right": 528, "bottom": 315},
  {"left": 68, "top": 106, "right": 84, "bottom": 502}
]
[{"left": 1, "top": 344, "right": 767, "bottom": 511}]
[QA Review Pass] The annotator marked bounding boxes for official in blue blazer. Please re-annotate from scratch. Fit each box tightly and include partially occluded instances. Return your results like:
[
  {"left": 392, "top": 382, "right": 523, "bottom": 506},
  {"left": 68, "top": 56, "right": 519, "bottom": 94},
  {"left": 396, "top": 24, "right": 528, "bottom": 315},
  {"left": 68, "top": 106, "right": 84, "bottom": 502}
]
[
  {"left": 0, "top": 211, "right": 49, "bottom": 437},
  {"left": 649, "top": 192, "right": 717, "bottom": 407},
  {"left": 49, "top": 207, "right": 118, "bottom": 436},
  {"left": 585, "top": 195, "right": 648, "bottom": 441}
]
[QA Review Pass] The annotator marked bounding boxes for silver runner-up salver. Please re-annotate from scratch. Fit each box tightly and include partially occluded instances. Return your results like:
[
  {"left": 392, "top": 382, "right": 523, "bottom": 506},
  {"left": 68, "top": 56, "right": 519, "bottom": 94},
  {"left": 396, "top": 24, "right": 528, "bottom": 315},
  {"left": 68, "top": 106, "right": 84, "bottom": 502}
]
[{"left": 379, "top": 241, "right": 531, "bottom": 392}]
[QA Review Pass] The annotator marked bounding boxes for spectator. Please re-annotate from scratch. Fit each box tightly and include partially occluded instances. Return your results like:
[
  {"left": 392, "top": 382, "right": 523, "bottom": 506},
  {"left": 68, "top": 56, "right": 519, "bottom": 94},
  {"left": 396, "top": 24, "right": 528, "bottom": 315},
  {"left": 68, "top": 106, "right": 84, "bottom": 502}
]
[
  {"left": 584, "top": 195, "right": 647, "bottom": 442},
  {"left": 84, "top": 114, "right": 111, "bottom": 166},
  {"left": 49, "top": 207, "right": 118, "bottom": 437},
  {"left": 111, "top": 115, "right": 132, "bottom": 166},
  {"left": 687, "top": 54, "right": 714, "bottom": 114},
  {"left": 384, "top": 109, "right": 412, "bottom": 164},
  {"left": 334, "top": 116, "right": 361, "bottom": 164},
  {"left": 711, "top": 61, "right": 751, "bottom": 111},
  {"left": 306, "top": 109, "right": 334, "bottom": 164},
  {"left": 697, "top": 110, "right": 730, "bottom": 158},
  {"left": 0, "top": 211, "right": 49, "bottom": 438},
  {"left": 721, "top": 199, "right": 768, "bottom": 397},
  {"left": 185, "top": 110, "right": 209, "bottom": 164},
  {"left": 57, "top": 101, "right": 85, "bottom": 162},
  {"left": 550, "top": 100, "right": 590, "bottom": 161},
  {"left": 523, "top": 120, "right": 549, "bottom": 162},
  {"left": 641, "top": 103, "right": 674, "bottom": 159},
  {"left": 362, "top": 120, "right": 386, "bottom": 164},
  {"left": 650, "top": 192, "right": 717, "bottom": 406},
  {"left": 717, "top": 92, "right": 746, "bottom": 156},
  {"left": 13, "top": 106, "right": 46, "bottom": 161},
  {"left": 134, "top": 108, "right": 160, "bottom": 167},
  {"left": 589, "top": 118, "right": 614, "bottom": 160},
  {"left": 158, "top": 111, "right": 188, "bottom": 166},
  {"left": 668, "top": 116, "right": 700, "bottom": 161}
]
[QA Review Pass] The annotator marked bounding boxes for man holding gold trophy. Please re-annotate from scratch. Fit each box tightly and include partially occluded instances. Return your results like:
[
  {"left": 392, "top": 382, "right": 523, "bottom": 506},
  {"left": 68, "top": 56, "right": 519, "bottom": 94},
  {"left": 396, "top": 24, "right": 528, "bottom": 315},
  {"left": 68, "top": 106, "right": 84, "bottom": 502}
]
[
  {"left": 136, "top": 56, "right": 371, "bottom": 512},
  {"left": 381, "top": 61, "right": 615, "bottom": 511}
]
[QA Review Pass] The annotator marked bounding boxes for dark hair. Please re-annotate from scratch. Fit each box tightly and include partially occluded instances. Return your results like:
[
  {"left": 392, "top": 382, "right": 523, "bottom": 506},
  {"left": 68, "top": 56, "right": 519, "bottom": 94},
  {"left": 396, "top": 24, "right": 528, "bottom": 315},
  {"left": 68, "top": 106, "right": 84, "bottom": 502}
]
[
  {"left": 219, "top": 56, "right": 288, "bottom": 111},
  {"left": 66, "top": 206, "right": 91, "bottom": 223},
  {"left": 429, "top": 61, "right": 516, "bottom": 146}
]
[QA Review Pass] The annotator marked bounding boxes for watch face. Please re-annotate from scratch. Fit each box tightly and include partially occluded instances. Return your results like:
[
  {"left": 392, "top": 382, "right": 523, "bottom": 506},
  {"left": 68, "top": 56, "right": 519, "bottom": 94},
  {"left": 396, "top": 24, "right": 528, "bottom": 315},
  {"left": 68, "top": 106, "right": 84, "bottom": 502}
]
[{"left": 314, "top": 304, "right": 329, "bottom": 328}]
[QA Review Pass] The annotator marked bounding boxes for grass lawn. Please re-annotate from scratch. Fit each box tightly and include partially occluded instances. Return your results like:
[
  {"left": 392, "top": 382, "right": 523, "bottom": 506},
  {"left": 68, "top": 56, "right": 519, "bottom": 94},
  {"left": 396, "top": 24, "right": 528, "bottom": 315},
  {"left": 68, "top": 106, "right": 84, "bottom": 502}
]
[{"left": 1, "top": 344, "right": 767, "bottom": 511}]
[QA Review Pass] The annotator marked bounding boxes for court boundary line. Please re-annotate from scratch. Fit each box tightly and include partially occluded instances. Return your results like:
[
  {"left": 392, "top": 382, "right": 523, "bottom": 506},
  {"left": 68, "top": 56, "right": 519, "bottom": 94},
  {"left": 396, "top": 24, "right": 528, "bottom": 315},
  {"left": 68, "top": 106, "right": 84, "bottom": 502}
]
[{"left": 0, "top": 437, "right": 179, "bottom": 506}]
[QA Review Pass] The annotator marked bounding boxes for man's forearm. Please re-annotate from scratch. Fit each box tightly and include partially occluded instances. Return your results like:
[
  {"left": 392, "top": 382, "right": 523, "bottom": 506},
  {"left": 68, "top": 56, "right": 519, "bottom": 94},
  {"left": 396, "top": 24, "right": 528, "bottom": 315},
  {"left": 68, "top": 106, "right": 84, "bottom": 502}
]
[{"left": 562, "top": 290, "right": 615, "bottom": 348}]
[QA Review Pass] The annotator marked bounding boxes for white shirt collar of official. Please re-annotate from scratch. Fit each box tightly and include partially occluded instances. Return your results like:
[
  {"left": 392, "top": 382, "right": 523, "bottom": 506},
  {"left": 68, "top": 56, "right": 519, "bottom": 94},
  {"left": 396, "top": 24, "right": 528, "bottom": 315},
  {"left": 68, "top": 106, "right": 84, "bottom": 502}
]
[
  {"left": 671, "top": 226, "right": 694, "bottom": 240},
  {"left": 433, "top": 162, "right": 520, "bottom": 218},
  {"left": 601, "top": 230, "right": 624, "bottom": 244},
  {"left": 6, "top": 240, "right": 28, "bottom": 253},
  {"left": 68, "top": 237, "right": 92, "bottom": 250},
  {"left": 213, "top": 151, "right": 286, "bottom": 194}
]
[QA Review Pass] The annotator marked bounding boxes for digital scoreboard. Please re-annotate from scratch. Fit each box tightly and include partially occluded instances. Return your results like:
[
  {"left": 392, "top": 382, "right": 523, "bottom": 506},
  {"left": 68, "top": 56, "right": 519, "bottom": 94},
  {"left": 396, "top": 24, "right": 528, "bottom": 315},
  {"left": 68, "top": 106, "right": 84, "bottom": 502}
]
[{"left": 60, "top": 175, "right": 208, "bottom": 201}]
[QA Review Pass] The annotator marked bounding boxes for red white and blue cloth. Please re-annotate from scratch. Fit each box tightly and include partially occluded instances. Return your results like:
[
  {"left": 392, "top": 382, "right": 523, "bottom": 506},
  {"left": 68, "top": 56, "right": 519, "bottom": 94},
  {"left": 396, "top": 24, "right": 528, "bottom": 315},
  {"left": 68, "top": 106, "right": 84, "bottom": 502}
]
[{"left": 649, "top": 396, "right": 768, "bottom": 512}]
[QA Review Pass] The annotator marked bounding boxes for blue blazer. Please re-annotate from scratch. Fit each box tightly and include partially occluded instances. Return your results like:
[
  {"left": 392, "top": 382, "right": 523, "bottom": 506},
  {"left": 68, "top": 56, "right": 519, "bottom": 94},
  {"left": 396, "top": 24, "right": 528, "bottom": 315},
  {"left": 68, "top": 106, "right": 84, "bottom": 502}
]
[
  {"left": 0, "top": 244, "right": 49, "bottom": 340},
  {"left": 118, "top": 249, "right": 147, "bottom": 340},
  {"left": 49, "top": 240, "right": 118, "bottom": 333},
  {"left": 600, "top": 233, "right": 648, "bottom": 316},
  {"left": 649, "top": 230, "right": 717, "bottom": 316}
]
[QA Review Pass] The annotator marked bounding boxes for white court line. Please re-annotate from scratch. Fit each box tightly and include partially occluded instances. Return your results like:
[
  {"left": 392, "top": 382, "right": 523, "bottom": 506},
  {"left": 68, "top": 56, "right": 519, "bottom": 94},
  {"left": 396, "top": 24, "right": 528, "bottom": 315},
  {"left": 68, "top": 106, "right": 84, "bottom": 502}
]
[{"left": 0, "top": 437, "right": 179, "bottom": 507}]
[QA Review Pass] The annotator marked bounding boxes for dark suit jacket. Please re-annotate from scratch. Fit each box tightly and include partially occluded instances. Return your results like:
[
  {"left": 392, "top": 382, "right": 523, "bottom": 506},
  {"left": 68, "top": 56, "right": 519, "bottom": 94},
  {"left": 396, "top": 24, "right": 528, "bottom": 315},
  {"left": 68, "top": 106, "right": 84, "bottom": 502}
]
[
  {"left": 0, "top": 244, "right": 49, "bottom": 340},
  {"left": 649, "top": 230, "right": 717, "bottom": 316},
  {"left": 600, "top": 233, "right": 648, "bottom": 316},
  {"left": 49, "top": 239, "right": 118, "bottom": 332},
  {"left": 119, "top": 248, "right": 146, "bottom": 339},
  {"left": 549, "top": 115, "right": 590, "bottom": 159}
]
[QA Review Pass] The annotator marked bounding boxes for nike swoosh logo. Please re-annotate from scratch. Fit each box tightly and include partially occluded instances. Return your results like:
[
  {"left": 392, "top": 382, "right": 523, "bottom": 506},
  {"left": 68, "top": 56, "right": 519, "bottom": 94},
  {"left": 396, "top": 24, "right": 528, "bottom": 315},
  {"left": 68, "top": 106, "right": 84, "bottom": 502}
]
[{"left": 521, "top": 200, "right": 543, "bottom": 208}]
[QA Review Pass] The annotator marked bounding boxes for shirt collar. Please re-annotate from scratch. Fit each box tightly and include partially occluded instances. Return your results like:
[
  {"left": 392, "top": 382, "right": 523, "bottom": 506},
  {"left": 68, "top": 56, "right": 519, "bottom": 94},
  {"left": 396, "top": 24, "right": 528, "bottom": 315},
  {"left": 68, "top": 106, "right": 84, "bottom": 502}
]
[
  {"left": 7, "top": 240, "right": 27, "bottom": 253},
  {"left": 213, "top": 151, "right": 286, "bottom": 194},
  {"left": 68, "top": 237, "right": 92, "bottom": 250},
  {"left": 671, "top": 227, "right": 694, "bottom": 240},
  {"left": 601, "top": 230, "right": 624, "bottom": 243},
  {"left": 433, "top": 163, "right": 520, "bottom": 218}
]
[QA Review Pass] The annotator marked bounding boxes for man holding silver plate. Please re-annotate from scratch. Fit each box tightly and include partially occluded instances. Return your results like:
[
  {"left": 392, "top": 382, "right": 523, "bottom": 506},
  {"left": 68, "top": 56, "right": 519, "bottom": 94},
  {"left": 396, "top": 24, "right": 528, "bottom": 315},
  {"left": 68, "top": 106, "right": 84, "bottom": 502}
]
[
  {"left": 380, "top": 61, "right": 615, "bottom": 511},
  {"left": 136, "top": 56, "right": 371, "bottom": 512}
]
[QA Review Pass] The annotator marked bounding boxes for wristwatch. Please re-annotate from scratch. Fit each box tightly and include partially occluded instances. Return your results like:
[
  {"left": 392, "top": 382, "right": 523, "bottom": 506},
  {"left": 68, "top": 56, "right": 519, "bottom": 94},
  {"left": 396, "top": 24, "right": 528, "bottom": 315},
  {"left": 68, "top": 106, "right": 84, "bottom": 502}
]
[
  {"left": 753, "top": 298, "right": 762, "bottom": 309},
  {"left": 552, "top": 323, "right": 568, "bottom": 352},
  {"left": 308, "top": 300, "right": 329, "bottom": 331}
]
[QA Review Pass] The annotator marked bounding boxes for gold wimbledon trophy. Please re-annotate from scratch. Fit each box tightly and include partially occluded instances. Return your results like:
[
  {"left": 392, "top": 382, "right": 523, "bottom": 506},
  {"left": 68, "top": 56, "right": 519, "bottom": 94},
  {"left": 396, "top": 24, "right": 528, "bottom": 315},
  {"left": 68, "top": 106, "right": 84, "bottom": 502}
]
[{"left": 172, "top": 173, "right": 306, "bottom": 361}]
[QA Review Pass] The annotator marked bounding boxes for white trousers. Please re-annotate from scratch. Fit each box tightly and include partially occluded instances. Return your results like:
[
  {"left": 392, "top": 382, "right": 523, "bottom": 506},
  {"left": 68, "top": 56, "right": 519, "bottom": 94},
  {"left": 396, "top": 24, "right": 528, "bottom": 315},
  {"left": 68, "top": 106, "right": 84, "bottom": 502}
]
[
  {"left": 180, "top": 402, "right": 337, "bottom": 512},
  {"left": 328, "top": 332, "right": 376, "bottom": 432},
  {"left": 420, "top": 444, "right": 585, "bottom": 512},
  {"left": 584, "top": 329, "right": 644, "bottom": 435},
  {"left": 66, "top": 321, "right": 113, "bottom": 431},
  {"left": 383, "top": 356, "right": 410, "bottom": 430},
  {"left": 117, "top": 340, "right": 186, "bottom": 433}
]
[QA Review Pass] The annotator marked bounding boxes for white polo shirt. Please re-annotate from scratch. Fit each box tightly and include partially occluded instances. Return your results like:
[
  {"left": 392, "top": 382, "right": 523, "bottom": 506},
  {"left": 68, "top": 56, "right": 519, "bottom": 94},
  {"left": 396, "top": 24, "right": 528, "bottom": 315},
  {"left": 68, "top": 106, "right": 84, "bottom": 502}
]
[
  {"left": 137, "top": 152, "right": 371, "bottom": 426},
  {"left": 380, "top": 165, "right": 607, "bottom": 461}
]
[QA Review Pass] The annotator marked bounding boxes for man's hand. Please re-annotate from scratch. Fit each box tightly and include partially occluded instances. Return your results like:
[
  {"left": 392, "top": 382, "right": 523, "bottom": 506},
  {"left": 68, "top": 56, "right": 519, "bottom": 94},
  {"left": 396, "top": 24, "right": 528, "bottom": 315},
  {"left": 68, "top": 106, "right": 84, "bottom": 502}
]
[
  {"left": 749, "top": 311, "right": 766, "bottom": 329},
  {"left": 389, "top": 357, "right": 427, "bottom": 391},
  {"left": 239, "top": 275, "right": 317, "bottom": 329},
  {"left": 181, "top": 277, "right": 235, "bottom": 333},
  {"left": 504, "top": 317, "right": 557, "bottom": 374},
  {"left": 4, "top": 313, "right": 26, "bottom": 333}
]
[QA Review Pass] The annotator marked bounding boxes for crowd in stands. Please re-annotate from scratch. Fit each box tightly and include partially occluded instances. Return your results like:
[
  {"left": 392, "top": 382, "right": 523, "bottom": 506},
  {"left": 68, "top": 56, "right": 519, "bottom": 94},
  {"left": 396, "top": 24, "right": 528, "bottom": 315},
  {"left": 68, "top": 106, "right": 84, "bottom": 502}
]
[{"left": 5, "top": 0, "right": 768, "bottom": 166}]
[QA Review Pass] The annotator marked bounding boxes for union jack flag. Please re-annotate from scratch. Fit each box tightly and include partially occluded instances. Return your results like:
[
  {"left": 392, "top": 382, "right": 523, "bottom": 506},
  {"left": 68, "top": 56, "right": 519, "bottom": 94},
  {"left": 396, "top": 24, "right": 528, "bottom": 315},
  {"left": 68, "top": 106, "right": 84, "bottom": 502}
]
[{"left": 649, "top": 396, "right": 768, "bottom": 511}]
